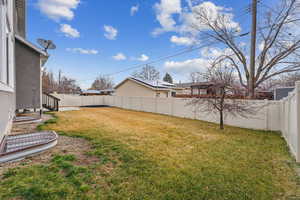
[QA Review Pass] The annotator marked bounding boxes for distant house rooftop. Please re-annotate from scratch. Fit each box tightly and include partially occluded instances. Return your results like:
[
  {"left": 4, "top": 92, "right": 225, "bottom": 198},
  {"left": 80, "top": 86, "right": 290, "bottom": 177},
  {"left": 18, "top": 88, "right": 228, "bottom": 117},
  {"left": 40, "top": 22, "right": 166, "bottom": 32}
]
[
  {"left": 274, "top": 87, "right": 295, "bottom": 100},
  {"left": 81, "top": 89, "right": 114, "bottom": 96},
  {"left": 176, "top": 82, "right": 215, "bottom": 89},
  {"left": 115, "top": 77, "right": 177, "bottom": 90}
]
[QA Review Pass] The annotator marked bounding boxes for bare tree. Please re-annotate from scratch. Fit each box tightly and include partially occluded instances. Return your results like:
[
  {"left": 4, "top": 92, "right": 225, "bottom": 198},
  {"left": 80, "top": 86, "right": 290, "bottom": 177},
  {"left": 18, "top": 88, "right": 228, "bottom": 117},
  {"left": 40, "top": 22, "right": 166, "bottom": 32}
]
[
  {"left": 280, "top": 72, "right": 300, "bottom": 86},
  {"left": 42, "top": 68, "right": 57, "bottom": 94},
  {"left": 132, "top": 65, "right": 160, "bottom": 81},
  {"left": 42, "top": 69, "right": 81, "bottom": 94},
  {"left": 259, "top": 72, "right": 300, "bottom": 90},
  {"left": 189, "top": 60, "right": 256, "bottom": 130},
  {"left": 59, "top": 76, "right": 81, "bottom": 94},
  {"left": 90, "top": 75, "right": 114, "bottom": 90},
  {"left": 190, "top": 0, "right": 300, "bottom": 98},
  {"left": 189, "top": 72, "right": 202, "bottom": 83}
]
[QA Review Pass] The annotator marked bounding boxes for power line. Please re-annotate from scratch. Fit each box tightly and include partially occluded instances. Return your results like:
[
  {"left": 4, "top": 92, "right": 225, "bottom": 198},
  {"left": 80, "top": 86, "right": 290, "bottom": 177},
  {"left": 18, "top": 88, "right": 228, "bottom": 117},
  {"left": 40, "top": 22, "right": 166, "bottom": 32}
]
[
  {"left": 76, "top": 2, "right": 262, "bottom": 83},
  {"left": 77, "top": 32, "right": 250, "bottom": 83},
  {"left": 76, "top": 40, "right": 218, "bottom": 82},
  {"left": 77, "top": 35, "right": 256, "bottom": 83}
]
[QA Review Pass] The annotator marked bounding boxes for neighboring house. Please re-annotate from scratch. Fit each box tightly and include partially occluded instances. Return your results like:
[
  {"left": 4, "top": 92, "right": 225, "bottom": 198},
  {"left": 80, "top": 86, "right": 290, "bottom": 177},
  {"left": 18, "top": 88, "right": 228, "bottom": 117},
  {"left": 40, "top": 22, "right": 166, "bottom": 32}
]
[
  {"left": 175, "top": 82, "right": 218, "bottom": 97},
  {"left": 81, "top": 89, "right": 114, "bottom": 96},
  {"left": 114, "top": 77, "right": 181, "bottom": 98},
  {"left": 191, "top": 82, "right": 215, "bottom": 96},
  {"left": 274, "top": 87, "right": 295, "bottom": 100},
  {"left": 175, "top": 82, "right": 194, "bottom": 95},
  {"left": 0, "top": 0, "right": 48, "bottom": 146}
]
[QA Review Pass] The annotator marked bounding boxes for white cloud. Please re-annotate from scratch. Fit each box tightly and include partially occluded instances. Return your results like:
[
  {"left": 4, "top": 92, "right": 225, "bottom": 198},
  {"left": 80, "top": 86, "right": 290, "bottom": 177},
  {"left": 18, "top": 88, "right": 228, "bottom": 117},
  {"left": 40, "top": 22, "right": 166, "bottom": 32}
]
[
  {"left": 130, "top": 5, "right": 139, "bottom": 16},
  {"left": 104, "top": 25, "right": 118, "bottom": 40},
  {"left": 137, "top": 54, "right": 149, "bottom": 62},
  {"left": 153, "top": 0, "right": 182, "bottom": 35},
  {"left": 258, "top": 42, "right": 265, "bottom": 51},
  {"left": 153, "top": 1, "right": 240, "bottom": 38},
  {"left": 170, "top": 35, "right": 194, "bottom": 46},
  {"left": 66, "top": 48, "right": 98, "bottom": 55},
  {"left": 200, "top": 47, "right": 233, "bottom": 58},
  {"left": 60, "top": 24, "right": 80, "bottom": 38},
  {"left": 113, "top": 53, "right": 127, "bottom": 61},
  {"left": 180, "top": 1, "right": 240, "bottom": 35},
  {"left": 164, "top": 58, "right": 208, "bottom": 74},
  {"left": 164, "top": 47, "right": 235, "bottom": 74},
  {"left": 37, "top": 0, "right": 80, "bottom": 21}
]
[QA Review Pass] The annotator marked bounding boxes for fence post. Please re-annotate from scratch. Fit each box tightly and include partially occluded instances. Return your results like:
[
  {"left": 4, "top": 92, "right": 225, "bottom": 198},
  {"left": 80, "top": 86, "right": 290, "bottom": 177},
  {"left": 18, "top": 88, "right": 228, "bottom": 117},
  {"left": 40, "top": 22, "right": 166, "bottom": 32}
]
[
  {"left": 171, "top": 98, "right": 174, "bottom": 116},
  {"left": 264, "top": 99, "right": 269, "bottom": 130},
  {"left": 296, "top": 81, "right": 300, "bottom": 162},
  {"left": 155, "top": 97, "right": 158, "bottom": 113}
]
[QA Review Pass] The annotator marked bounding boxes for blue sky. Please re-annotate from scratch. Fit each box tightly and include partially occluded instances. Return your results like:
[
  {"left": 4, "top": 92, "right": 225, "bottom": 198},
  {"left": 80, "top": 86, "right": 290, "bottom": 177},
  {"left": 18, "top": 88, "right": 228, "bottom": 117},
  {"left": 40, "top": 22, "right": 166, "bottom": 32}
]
[{"left": 26, "top": 0, "right": 275, "bottom": 89}]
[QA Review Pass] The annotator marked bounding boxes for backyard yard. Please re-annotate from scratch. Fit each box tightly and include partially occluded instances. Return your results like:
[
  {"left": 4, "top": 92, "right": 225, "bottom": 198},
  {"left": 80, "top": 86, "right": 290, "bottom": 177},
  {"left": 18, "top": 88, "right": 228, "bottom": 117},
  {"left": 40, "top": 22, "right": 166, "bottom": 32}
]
[{"left": 0, "top": 107, "right": 299, "bottom": 200}]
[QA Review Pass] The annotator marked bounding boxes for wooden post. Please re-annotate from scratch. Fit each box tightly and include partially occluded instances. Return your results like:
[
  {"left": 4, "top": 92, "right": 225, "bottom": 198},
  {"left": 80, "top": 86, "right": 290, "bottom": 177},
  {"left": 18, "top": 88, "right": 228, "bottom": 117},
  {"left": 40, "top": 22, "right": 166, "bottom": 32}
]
[{"left": 249, "top": 0, "right": 258, "bottom": 98}]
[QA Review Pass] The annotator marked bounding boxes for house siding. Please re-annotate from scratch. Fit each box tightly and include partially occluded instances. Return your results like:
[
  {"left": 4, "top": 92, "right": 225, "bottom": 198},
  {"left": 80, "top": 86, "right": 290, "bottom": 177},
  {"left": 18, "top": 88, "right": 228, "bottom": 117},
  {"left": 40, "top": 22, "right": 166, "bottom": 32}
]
[
  {"left": 15, "top": 39, "right": 41, "bottom": 109},
  {"left": 0, "top": 91, "right": 15, "bottom": 143},
  {"left": 115, "top": 79, "right": 169, "bottom": 98},
  {"left": 0, "top": 0, "right": 15, "bottom": 143}
]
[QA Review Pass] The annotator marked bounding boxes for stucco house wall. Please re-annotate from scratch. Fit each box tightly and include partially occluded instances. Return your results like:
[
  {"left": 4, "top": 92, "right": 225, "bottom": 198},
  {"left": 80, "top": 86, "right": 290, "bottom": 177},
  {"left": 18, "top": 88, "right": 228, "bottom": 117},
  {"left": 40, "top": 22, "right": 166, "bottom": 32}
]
[
  {"left": 115, "top": 79, "right": 169, "bottom": 98},
  {"left": 15, "top": 39, "right": 42, "bottom": 110}
]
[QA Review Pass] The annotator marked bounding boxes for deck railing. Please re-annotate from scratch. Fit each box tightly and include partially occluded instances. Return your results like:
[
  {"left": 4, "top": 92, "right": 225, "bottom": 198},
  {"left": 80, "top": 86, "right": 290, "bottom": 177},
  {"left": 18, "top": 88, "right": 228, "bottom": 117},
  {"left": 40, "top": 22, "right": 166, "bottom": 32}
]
[{"left": 42, "top": 93, "right": 60, "bottom": 111}]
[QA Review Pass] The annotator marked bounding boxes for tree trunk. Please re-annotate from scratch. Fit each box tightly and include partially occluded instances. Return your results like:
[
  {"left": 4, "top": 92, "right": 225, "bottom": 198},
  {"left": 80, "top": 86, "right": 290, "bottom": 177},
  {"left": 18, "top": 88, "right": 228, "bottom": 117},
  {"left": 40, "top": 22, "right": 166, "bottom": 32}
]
[
  {"left": 219, "top": 110, "right": 224, "bottom": 130},
  {"left": 248, "top": 83, "right": 255, "bottom": 99}
]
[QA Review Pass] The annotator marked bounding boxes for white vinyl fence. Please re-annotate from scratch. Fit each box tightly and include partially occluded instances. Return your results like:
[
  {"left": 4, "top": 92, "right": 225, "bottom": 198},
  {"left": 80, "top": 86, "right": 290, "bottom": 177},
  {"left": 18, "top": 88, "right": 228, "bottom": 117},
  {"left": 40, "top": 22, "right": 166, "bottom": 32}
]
[
  {"left": 53, "top": 82, "right": 300, "bottom": 161},
  {"left": 280, "top": 82, "right": 300, "bottom": 161}
]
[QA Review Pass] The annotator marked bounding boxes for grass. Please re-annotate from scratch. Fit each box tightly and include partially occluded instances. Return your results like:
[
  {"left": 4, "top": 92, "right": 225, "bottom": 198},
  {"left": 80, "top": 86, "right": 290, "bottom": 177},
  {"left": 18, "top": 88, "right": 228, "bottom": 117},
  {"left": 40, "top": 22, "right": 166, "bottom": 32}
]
[{"left": 0, "top": 107, "right": 299, "bottom": 199}]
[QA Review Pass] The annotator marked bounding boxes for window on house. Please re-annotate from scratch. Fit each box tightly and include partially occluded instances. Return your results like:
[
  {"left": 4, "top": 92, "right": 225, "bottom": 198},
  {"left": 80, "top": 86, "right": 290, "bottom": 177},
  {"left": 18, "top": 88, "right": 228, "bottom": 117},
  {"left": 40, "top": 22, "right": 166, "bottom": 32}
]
[
  {"left": 0, "top": 0, "right": 13, "bottom": 88},
  {"left": 6, "top": 33, "right": 9, "bottom": 85},
  {"left": 0, "top": 3, "right": 7, "bottom": 85},
  {"left": 200, "top": 89, "right": 207, "bottom": 95}
]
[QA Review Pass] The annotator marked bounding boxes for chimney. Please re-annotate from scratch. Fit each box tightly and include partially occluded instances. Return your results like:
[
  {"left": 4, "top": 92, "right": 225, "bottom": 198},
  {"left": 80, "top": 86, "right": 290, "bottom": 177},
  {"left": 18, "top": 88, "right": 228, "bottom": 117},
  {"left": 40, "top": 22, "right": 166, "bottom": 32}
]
[{"left": 15, "top": 0, "right": 26, "bottom": 38}]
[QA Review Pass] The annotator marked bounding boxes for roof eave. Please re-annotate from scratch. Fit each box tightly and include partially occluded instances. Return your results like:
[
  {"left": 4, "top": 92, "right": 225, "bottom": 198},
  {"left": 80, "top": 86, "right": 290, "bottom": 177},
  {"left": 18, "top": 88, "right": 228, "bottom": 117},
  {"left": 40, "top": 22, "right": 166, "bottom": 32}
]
[
  {"left": 15, "top": 35, "right": 49, "bottom": 57},
  {"left": 114, "top": 78, "right": 174, "bottom": 91}
]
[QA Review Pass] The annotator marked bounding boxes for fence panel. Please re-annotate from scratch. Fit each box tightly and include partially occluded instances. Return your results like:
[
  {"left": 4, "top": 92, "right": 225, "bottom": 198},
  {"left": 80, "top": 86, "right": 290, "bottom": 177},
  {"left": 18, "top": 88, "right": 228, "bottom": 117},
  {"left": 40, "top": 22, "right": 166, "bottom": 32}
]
[{"left": 156, "top": 98, "right": 172, "bottom": 115}]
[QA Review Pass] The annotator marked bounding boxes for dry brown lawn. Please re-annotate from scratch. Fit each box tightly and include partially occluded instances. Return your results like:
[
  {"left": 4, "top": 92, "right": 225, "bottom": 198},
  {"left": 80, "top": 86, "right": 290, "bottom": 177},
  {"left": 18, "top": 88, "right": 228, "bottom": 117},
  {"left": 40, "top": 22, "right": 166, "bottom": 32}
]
[{"left": 0, "top": 107, "right": 299, "bottom": 200}]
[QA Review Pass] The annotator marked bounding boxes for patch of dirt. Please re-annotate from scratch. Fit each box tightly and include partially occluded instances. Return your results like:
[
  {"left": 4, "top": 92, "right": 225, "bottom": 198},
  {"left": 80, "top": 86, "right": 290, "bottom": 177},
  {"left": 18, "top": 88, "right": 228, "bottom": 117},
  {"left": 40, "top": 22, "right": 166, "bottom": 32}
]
[
  {"left": 0, "top": 114, "right": 99, "bottom": 175},
  {"left": 11, "top": 114, "right": 52, "bottom": 135}
]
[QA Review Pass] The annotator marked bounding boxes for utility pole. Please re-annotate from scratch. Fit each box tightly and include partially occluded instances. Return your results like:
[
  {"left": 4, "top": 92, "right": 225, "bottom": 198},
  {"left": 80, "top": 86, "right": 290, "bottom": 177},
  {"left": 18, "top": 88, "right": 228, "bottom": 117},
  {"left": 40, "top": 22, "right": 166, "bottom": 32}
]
[
  {"left": 249, "top": 0, "right": 257, "bottom": 98},
  {"left": 58, "top": 70, "right": 62, "bottom": 93}
]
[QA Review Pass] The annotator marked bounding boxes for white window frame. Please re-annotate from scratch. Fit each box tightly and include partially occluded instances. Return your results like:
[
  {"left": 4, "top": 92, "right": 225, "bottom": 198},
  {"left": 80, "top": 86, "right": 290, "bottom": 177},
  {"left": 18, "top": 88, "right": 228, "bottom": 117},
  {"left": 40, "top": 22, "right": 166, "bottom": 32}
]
[{"left": 0, "top": 0, "right": 14, "bottom": 92}]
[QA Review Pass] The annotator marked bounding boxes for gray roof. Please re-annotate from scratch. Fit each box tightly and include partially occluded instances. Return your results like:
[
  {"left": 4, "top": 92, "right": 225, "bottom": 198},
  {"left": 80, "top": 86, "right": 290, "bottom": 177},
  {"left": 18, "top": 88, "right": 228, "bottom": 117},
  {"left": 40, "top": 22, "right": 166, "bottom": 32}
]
[
  {"left": 82, "top": 89, "right": 114, "bottom": 94},
  {"left": 176, "top": 82, "right": 213, "bottom": 88},
  {"left": 81, "top": 90, "right": 101, "bottom": 94},
  {"left": 15, "top": 35, "right": 48, "bottom": 57},
  {"left": 175, "top": 83, "right": 193, "bottom": 88}
]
